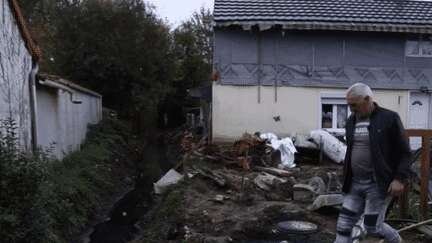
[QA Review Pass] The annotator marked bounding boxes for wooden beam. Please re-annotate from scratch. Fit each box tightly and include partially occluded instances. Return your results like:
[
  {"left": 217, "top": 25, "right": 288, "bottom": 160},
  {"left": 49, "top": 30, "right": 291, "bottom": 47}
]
[
  {"left": 405, "top": 129, "right": 432, "bottom": 220},
  {"left": 399, "top": 182, "right": 409, "bottom": 219},
  {"left": 406, "top": 129, "right": 432, "bottom": 138},
  {"left": 420, "top": 134, "right": 431, "bottom": 220}
]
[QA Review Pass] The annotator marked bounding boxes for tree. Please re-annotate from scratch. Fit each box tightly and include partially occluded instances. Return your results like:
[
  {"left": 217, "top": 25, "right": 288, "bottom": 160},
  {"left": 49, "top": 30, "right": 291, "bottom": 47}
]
[
  {"left": 19, "top": 0, "right": 177, "bottom": 131},
  {"left": 157, "top": 7, "right": 213, "bottom": 128},
  {"left": 173, "top": 7, "right": 213, "bottom": 89},
  {"left": 18, "top": 1, "right": 213, "bottom": 131}
]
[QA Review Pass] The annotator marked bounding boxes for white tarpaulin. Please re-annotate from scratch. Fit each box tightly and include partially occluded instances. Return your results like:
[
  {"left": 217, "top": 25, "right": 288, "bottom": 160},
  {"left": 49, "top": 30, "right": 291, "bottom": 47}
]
[
  {"left": 310, "top": 130, "right": 347, "bottom": 163},
  {"left": 260, "top": 133, "right": 297, "bottom": 169}
]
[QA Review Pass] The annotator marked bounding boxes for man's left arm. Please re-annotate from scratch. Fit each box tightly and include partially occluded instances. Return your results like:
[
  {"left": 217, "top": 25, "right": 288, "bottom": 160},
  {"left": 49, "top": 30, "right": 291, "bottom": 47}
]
[{"left": 388, "top": 114, "right": 411, "bottom": 196}]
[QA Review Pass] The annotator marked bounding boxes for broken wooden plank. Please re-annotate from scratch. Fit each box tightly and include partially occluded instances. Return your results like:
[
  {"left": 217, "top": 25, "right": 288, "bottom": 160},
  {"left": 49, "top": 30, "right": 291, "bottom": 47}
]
[
  {"left": 398, "top": 218, "right": 432, "bottom": 233},
  {"left": 417, "top": 225, "right": 432, "bottom": 239},
  {"left": 253, "top": 166, "right": 293, "bottom": 177},
  {"left": 192, "top": 166, "right": 226, "bottom": 187}
]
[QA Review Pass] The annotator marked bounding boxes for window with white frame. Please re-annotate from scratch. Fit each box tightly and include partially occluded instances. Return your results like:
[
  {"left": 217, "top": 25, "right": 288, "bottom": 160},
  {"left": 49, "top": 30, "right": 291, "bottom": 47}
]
[
  {"left": 406, "top": 35, "right": 432, "bottom": 57},
  {"left": 320, "top": 94, "right": 350, "bottom": 130}
]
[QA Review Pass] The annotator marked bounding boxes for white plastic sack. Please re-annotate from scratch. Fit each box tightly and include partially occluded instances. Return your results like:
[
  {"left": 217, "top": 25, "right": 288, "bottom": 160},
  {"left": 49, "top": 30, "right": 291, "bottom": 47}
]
[
  {"left": 260, "top": 133, "right": 297, "bottom": 168},
  {"left": 310, "top": 130, "right": 346, "bottom": 163},
  {"left": 259, "top": 133, "right": 278, "bottom": 141},
  {"left": 153, "top": 169, "right": 184, "bottom": 194}
]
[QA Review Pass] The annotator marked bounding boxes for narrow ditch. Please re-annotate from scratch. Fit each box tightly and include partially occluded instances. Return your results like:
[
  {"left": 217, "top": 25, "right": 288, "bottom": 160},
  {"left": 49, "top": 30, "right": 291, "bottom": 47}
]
[{"left": 87, "top": 143, "right": 174, "bottom": 243}]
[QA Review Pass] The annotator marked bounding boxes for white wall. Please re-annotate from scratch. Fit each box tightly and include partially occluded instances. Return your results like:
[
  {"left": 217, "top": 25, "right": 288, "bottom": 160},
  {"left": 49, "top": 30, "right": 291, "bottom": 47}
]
[
  {"left": 0, "top": 0, "right": 33, "bottom": 149},
  {"left": 37, "top": 86, "right": 102, "bottom": 159},
  {"left": 212, "top": 84, "right": 409, "bottom": 142}
]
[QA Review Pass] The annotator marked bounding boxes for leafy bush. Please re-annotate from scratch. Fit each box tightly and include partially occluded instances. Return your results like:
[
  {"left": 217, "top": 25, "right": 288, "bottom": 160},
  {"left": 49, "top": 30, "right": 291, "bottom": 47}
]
[
  {"left": 0, "top": 116, "right": 132, "bottom": 243},
  {"left": 0, "top": 118, "right": 48, "bottom": 242}
]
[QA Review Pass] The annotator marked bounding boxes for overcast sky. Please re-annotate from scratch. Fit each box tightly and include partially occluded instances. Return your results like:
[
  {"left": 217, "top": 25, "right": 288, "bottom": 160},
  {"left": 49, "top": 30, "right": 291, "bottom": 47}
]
[{"left": 147, "top": 0, "right": 214, "bottom": 27}]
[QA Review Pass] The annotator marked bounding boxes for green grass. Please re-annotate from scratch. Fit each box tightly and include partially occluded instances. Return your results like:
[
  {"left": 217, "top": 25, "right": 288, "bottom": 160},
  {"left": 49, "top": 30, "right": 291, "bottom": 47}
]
[{"left": 133, "top": 183, "right": 186, "bottom": 243}]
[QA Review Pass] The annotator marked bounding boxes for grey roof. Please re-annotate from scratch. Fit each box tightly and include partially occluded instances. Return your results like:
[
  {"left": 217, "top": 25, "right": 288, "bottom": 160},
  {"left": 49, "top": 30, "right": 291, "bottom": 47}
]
[{"left": 214, "top": 0, "right": 432, "bottom": 32}]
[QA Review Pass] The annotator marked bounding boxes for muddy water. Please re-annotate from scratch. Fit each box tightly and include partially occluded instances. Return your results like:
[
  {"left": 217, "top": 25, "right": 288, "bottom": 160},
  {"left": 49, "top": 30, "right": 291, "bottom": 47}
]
[{"left": 88, "top": 144, "right": 173, "bottom": 243}]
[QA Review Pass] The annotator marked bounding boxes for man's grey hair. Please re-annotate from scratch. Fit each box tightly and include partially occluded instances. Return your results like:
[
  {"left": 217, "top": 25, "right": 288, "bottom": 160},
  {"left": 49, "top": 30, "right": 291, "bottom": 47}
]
[{"left": 346, "top": 83, "right": 373, "bottom": 99}]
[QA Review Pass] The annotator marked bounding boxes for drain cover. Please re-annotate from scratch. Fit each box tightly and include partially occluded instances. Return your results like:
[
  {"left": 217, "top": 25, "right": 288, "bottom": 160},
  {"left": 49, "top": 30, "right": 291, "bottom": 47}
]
[{"left": 276, "top": 220, "right": 318, "bottom": 234}]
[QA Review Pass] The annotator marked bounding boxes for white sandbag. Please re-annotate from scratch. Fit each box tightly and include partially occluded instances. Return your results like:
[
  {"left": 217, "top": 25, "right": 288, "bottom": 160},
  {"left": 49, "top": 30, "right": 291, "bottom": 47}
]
[
  {"left": 310, "top": 130, "right": 346, "bottom": 163},
  {"left": 153, "top": 169, "right": 184, "bottom": 194},
  {"left": 259, "top": 132, "right": 278, "bottom": 141},
  {"left": 293, "top": 134, "right": 319, "bottom": 149},
  {"left": 260, "top": 133, "right": 297, "bottom": 168}
]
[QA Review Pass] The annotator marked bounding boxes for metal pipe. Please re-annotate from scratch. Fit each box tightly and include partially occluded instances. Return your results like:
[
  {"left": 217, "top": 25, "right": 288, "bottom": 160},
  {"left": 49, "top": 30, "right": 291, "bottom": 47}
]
[
  {"left": 257, "top": 31, "right": 262, "bottom": 103},
  {"left": 275, "top": 34, "right": 279, "bottom": 103},
  {"left": 29, "top": 62, "right": 39, "bottom": 153}
]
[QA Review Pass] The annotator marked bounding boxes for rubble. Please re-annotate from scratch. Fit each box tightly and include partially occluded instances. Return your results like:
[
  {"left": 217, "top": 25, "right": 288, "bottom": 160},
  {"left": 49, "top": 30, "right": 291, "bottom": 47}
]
[
  {"left": 308, "top": 194, "right": 344, "bottom": 211},
  {"left": 308, "top": 176, "right": 327, "bottom": 195},
  {"left": 254, "top": 172, "right": 288, "bottom": 191},
  {"left": 176, "top": 131, "right": 344, "bottom": 241},
  {"left": 293, "top": 184, "right": 318, "bottom": 202},
  {"left": 212, "top": 194, "right": 229, "bottom": 203},
  {"left": 203, "top": 236, "right": 233, "bottom": 243},
  {"left": 137, "top": 130, "right": 428, "bottom": 243},
  {"left": 326, "top": 171, "right": 343, "bottom": 193},
  {"left": 153, "top": 169, "right": 184, "bottom": 194},
  {"left": 192, "top": 166, "right": 227, "bottom": 187}
]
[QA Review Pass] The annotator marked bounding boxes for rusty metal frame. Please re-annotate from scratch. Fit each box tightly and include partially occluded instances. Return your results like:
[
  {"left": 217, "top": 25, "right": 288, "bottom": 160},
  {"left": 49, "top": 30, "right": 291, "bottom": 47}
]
[{"left": 402, "top": 129, "right": 432, "bottom": 220}]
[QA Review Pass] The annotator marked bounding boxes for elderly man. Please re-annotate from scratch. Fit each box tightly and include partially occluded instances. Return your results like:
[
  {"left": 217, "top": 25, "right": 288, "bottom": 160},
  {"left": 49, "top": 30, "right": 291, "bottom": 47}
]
[{"left": 334, "top": 83, "right": 411, "bottom": 243}]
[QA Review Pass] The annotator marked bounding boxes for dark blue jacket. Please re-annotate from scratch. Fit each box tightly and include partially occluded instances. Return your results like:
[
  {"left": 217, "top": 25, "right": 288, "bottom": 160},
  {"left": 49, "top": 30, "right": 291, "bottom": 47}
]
[{"left": 342, "top": 104, "right": 412, "bottom": 195}]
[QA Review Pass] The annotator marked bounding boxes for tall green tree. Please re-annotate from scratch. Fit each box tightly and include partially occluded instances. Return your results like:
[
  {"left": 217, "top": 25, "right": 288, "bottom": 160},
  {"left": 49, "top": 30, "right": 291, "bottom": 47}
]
[
  {"left": 19, "top": 0, "right": 176, "bottom": 131},
  {"left": 18, "top": 1, "right": 214, "bottom": 130},
  {"left": 158, "top": 7, "right": 213, "bottom": 128},
  {"left": 173, "top": 7, "right": 213, "bottom": 89}
]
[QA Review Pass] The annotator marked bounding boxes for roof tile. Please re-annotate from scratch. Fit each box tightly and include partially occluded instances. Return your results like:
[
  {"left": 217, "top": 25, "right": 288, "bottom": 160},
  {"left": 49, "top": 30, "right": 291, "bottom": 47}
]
[{"left": 214, "top": 0, "right": 432, "bottom": 25}]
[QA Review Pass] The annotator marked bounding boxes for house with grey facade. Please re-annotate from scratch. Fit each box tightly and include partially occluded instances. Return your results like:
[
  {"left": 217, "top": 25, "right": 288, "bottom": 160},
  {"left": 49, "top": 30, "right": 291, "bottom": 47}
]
[
  {"left": 1, "top": 0, "right": 102, "bottom": 158},
  {"left": 212, "top": 0, "right": 432, "bottom": 146},
  {"left": 0, "top": 0, "right": 41, "bottom": 150}
]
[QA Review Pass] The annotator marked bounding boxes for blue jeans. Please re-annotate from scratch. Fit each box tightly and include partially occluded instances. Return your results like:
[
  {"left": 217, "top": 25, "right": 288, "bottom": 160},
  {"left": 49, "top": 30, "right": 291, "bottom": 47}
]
[{"left": 334, "top": 180, "right": 401, "bottom": 243}]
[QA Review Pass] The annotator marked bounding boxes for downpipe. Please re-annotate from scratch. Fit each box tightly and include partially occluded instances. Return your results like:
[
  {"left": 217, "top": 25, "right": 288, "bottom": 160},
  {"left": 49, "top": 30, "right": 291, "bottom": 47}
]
[{"left": 29, "top": 62, "right": 39, "bottom": 153}]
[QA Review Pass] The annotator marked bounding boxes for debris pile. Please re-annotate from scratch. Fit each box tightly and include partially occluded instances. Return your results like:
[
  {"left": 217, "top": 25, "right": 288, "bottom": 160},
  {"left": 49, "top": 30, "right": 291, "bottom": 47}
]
[
  {"left": 172, "top": 131, "right": 347, "bottom": 242},
  {"left": 138, "top": 130, "right": 430, "bottom": 243}
]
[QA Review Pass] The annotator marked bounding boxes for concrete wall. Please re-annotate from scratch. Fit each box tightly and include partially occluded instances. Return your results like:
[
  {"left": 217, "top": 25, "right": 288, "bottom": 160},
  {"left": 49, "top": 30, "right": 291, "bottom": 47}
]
[
  {"left": 212, "top": 83, "right": 409, "bottom": 142},
  {"left": 214, "top": 29, "right": 432, "bottom": 89},
  {"left": 0, "top": 0, "right": 33, "bottom": 150},
  {"left": 36, "top": 86, "right": 102, "bottom": 159}
]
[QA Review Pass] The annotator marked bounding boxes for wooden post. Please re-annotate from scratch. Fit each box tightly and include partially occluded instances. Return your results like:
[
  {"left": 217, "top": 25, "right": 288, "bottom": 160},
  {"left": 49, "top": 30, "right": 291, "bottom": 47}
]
[
  {"left": 399, "top": 182, "right": 409, "bottom": 219},
  {"left": 319, "top": 135, "right": 323, "bottom": 164},
  {"left": 420, "top": 134, "right": 431, "bottom": 220},
  {"left": 405, "top": 129, "right": 432, "bottom": 220}
]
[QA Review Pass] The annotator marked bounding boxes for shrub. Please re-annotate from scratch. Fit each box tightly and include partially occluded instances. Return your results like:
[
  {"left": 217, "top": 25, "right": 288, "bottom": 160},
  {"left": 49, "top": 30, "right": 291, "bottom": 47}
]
[{"left": 0, "top": 116, "right": 132, "bottom": 242}]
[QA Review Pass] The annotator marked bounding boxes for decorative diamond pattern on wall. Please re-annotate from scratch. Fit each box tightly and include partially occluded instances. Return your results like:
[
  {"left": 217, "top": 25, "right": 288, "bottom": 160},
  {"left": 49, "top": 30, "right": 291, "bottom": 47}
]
[{"left": 217, "top": 63, "right": 432, "bottom": 89}]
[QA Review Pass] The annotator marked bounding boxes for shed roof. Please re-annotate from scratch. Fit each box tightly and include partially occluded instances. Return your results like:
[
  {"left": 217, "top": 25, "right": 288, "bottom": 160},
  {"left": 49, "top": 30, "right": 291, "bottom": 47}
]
[{"left": 37, "top": 74, "right": 102, "bottom": 98}]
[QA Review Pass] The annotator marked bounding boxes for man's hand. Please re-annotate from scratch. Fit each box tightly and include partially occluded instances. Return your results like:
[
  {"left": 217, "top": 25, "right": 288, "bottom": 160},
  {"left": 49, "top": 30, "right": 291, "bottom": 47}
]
[{"left": 387, "top": 179, "right": 405, "bottom": 197}]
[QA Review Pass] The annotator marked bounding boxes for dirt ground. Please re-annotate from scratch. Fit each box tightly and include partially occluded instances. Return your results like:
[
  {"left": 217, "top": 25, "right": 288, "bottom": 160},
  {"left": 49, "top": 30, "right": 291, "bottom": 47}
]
[{"left": 180, "top": 158, "right": 430, "bottom": 243}]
